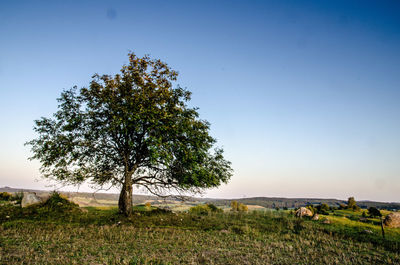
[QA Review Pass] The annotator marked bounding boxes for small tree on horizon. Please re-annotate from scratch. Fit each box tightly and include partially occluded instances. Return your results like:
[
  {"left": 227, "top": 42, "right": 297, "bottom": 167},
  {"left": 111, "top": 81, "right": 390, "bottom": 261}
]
[
  {"left": 347, "top": 197, "right": 356, "bottom": 208},
  {"left": 346, "top": 197, "right": 360, "bottom": 211},
  {"left": 26, "top": 52, "right": 233, "bottom": 216}
]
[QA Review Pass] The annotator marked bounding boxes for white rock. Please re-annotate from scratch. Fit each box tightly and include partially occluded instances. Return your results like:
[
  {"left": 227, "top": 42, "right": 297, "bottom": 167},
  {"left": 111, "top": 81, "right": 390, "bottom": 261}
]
[{"left": 21, "top": 192, "right": 43, "bottom": 207}]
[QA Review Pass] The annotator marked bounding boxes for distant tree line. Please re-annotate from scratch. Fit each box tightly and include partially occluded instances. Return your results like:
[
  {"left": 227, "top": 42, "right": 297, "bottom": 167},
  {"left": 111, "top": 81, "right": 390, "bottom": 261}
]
[{"left": 209, "top": 197, "right": 400, "bottom": 211}]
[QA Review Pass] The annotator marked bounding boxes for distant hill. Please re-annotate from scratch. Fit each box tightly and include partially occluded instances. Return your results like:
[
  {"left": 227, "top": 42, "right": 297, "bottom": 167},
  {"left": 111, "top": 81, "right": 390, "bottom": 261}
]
[
  {"left": 1, "top": 186, "right": 399, "bottom": 210},
  {"left": 209, "top": 197, "right": 400, "bottom": 210}
]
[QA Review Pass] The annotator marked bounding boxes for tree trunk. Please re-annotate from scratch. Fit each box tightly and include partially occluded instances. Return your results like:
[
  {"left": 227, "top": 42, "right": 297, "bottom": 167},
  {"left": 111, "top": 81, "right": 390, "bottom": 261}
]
[{"left": 118, "top": 173, "right": 133, "bottom": 216}]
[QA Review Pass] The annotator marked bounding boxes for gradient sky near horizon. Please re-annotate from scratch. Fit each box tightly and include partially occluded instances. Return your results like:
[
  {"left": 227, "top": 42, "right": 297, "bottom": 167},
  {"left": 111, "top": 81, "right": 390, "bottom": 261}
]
[{"left": 1, "top": 0, "right": 399, "bottom": 202}]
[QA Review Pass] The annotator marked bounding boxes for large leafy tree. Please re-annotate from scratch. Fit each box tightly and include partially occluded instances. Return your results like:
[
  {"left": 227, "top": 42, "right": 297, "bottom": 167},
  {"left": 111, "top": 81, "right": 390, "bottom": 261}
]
[{"left": 27, "top": 53, "right": 232, "bottom": 215}]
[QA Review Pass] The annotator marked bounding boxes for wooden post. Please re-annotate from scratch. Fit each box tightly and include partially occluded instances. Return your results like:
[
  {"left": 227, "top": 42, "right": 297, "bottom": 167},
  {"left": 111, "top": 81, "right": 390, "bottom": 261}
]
[{"left": 380, "top": 217, "right": 385, "bottom": 240}]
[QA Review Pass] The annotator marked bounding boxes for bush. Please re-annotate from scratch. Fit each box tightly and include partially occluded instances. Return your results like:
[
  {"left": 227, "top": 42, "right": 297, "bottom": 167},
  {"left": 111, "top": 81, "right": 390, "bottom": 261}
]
[
  {"left": 368, "top": 207, "right": 382, "bottom": 217},
  {"left": 306, "top": 205, "right": 316, "bottom": 215},
  {"left": 189, "top": 204, "right": 222, "bottom": 215},
  {"left": 315, "top": 203, "right": 330, "bottom": 215},
  {"left": 11, "top": 192, "right": 23, "bottom": 204},
  {"left": 238, "top": 203, "right": 248, "bottom": 212},
  {"left": 206, "top": 203, "right": 222, "bottom": 212},
  {"left": 230, "top": 200, "right": 238, "bottom": 211},
  {"left": 0, "top": 192, "right": 12, "bottom": 201},
  {"left": 30, "top": 192, "right": 81, "bottom": 217},
  {"left": 230, "top": 201, "right": 248, "bottom": 212},
  {"left": 362, "top": 211, "right": 367, "bottom": 217}
]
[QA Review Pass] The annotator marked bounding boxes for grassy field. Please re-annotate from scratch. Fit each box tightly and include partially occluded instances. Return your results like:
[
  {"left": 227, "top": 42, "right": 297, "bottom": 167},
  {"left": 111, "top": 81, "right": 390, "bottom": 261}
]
[{"left": 0, "top": 197, "right": 400, "bottom": 264}]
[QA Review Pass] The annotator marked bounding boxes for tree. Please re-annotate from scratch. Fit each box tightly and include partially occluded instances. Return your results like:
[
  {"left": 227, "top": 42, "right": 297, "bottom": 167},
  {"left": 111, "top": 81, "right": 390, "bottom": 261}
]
[
  {"left": 320, "top": 203, "right": 330, "bottom": 212},
  {"left": 368, "top": 207, "right": 382, "bottom": 217},
  {"left": 230, "top": 200, "right": 238, "bottom": 211},
  {"left": 347, "top": 197, "right": 359, "bottom": 211},
  {"left": 238, "top": 203, "right": 248, "bottom": 212},
  {"left": 26, "top": 53, "right": 233, "bottom": 216},
  {"left": 315, "top": 203, "right": 330, "bottom": 215}
]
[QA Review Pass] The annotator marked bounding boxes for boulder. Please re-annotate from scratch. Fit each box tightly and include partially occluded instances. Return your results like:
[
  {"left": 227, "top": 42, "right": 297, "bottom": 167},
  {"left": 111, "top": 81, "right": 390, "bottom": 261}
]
[
  {"left": 21, "top": 192, "right": 43, "bottom": 207},
  {"left": 322, "top": 218, "right": 331, "bottom": 224},
  {"left": 312, "top": 214, "right": 319, "bottom": 220},
  {"left": 37, "top": 193, "right": 52, "bottom": 202},
  {"left": 384, "top": 212, "right": 400, "bottom": 228},
  {"left": 295, "top": 207, "right": 313, "bottom": 217}
]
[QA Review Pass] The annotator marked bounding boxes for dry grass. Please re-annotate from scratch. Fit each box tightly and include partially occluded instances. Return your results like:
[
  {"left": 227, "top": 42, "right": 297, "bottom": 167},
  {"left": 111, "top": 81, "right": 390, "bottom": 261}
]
[
  {"left": 1, "top": 221, "right": 399, "bottom": 265},
  {"left": 0, "top": 204, "right": 399, "bottom": 264}
]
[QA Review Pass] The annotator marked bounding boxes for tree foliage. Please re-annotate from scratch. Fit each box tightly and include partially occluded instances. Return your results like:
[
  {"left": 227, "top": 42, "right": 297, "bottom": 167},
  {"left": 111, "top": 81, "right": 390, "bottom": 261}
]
[
  {"left": 230, "top": 200, "right": 248, "bottom": 212},
  {"left": 368, "top": 207, "right": 382, "bottom": 217},
  {"left": 315, "top": 203, "right": 330, "bottom": 215},
  {"left": 27, "top": 53, "right": 233, "bottom": 215},
  {"left": 346, "top": 197, "right": 360, "bottom": 211},
  {"left": 189, "top": 203, "right": 222, "bottom": 215},
  {"left": 230, "top": 200, "right": 238, "bottom": 211}
]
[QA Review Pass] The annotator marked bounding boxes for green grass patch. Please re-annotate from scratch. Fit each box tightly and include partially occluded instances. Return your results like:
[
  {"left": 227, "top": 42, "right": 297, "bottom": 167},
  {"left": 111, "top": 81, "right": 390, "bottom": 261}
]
[{"left": 1, "top": 203, "right": 399, "bottom": 264}]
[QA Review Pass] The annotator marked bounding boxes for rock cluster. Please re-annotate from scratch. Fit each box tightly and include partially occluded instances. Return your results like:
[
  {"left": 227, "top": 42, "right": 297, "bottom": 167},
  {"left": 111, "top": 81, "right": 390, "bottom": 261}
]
[
  {"left": 21, "top": 192, "right": 43, "bottom": 207},
  {"left": 295, "top": 207, "right": 313, "bottom": 217},
  {"left": 312, "top": 214, "right": 319, "bottom": 220}
]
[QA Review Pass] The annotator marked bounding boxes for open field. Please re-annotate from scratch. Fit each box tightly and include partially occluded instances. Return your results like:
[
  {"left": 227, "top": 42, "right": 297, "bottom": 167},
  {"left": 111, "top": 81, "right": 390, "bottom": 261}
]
[{"left": 1, "top": 198, "right": 399, "bottom": 265}]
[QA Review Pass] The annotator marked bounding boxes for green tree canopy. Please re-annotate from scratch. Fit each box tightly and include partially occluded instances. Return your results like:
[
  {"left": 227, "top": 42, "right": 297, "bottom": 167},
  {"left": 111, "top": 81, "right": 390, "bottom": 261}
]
[
  {"left": 27, "top": 53, "right": 233, "bottom": 215},
  {"left": 368, "top": 207, "right": 382, "bottom": 217},
  {"left": 347, "top": 197, "right": 357, "bottom": 209}
]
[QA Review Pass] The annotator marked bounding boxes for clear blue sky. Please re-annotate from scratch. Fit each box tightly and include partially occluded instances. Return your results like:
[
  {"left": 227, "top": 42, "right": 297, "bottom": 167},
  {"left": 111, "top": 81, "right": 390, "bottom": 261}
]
[{"left": 1, "top": 0, "right": 399, "bottom": 202}]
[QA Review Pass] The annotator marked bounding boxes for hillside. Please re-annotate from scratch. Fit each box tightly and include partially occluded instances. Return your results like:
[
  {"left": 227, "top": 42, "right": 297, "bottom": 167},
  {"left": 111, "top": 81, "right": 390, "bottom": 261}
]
[
  {"left": 1, "top": 202, "right": 399, "bottom": 264},
  {"left": 210, "top": 197, "right": 400, "bottom": 210},
  {"left": 2, "top": 186, "right": 399, "bottom": 210}
]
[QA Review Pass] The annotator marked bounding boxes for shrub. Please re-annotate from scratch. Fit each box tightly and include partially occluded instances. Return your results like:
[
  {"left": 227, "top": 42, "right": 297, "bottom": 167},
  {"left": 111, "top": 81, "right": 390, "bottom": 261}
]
[
  {"left": 230, "top": 201, "right": 248, "bottom": 212},
  {"left": 206, "top": 203, "right": 223, "bottom": 213},
  {"left": 315, "top": 203, "right": 330, "bottom": 215},
  {"left": 293, "top": 218, "right": 304, "bottom": 234},
  {"left": 32, "top": 192, "right": 81, "bottom": 217},
  {"left": 0, "top": 192, "right": 12, "bottom": 201},
  {"left": 145, "top": 202, "right": 151, "bottom": 208},
  {"left": 368, "top": 207, "right": 382, "bottom": 217},
  {"left": 189, "top": 204, "right": 222, "bottom": 215},
  {"left": 362, "top": 211, "right": 367, "bottom": 217},
  {"left": 238, "top": 203, "right": 248, "bottom": 212},
  {"left": 230, "top": 200, "right": 238, "bottom": 211},
  {"left": 306, "top": 205, "right": 316, "bottom": 215},
  {"left": 11, "top": 192, "right": 23, "bottom": 204}
]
